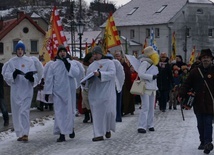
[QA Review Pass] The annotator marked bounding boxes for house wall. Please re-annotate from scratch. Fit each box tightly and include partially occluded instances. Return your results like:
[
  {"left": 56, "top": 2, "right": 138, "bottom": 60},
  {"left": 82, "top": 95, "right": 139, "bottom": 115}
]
[
  {"left": 0, "top": 19, "right": 44, "bottom": 63},
  {"left": 169, "top": 3, "right": 214, "bottom": 63},
  {"left": 113, "top": 3, "right": 214, "bottom": 63},
  {"left": 32, "top": 18, "right": 48, "bottom": 31}
]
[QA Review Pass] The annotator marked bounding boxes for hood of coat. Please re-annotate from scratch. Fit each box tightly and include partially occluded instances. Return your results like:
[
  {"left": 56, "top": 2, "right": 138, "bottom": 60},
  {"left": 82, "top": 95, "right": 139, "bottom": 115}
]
[{"left": 138, "top": 54, "right": 153, "bottom": 64}]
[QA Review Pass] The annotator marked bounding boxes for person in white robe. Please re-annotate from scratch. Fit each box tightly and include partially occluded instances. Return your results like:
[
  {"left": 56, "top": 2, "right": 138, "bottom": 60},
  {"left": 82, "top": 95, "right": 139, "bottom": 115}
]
[
  {"left": 85, "top": 46, "right": 116, "bottom": 142},
  {"left": 137, "top": 46, "right": 159, "bottom": 134},
  {"left": 106, "top": 53, "right": 125, "bottom": 122},
  {"left": 1, "top": 41, "right": 43, "bottom": 142},
  {"left": 43, "top": 45, "right": 79, "bottom": 142},
  {"left": 36, "top": 60, "right": 54, "bottom": 111}
]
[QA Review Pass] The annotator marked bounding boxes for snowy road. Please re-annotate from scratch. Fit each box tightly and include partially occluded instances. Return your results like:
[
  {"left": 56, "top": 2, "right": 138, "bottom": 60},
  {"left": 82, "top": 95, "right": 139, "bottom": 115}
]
[{"left": 0, "top": 106, "right": 210, "bottom": 155}]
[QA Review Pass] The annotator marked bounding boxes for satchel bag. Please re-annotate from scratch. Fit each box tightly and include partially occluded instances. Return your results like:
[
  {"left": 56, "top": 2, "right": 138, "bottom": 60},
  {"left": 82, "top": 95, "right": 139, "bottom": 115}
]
[
  {"left": 130, "top": 64, "right": 153, "bottom": 95},
  {"left": 130, "top": 77, "right": 145, "bottom": 95}
]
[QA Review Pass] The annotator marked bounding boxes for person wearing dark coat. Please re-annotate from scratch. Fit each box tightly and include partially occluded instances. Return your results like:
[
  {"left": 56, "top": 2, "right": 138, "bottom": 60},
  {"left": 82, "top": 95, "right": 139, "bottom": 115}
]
[
  {"left": 178, "top": 49, "right": 214, "bottom": 154},
  {"left": 114, "top": 51, "right": 135, "bottom": 116},
  {"left": 157, "top": 52, "right": 172, "bottom": 112},
  {"left": 0, "top": 63, "right": 9, "bottom": 126}
]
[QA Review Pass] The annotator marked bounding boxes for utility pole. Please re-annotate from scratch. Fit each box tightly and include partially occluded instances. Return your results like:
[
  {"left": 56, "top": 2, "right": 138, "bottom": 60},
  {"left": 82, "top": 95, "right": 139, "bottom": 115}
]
[
  {"left": 184, "top": 26, "right": 188, "bottom": 63},
  {"left": 70, "top": 0, "right": 75, "bottom": 57}
]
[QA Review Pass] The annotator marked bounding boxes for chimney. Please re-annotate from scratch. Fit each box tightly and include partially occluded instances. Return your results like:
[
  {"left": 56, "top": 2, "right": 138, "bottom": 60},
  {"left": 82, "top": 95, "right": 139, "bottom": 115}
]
[
  {"left": 17, "top": 11, "right": 25, "bottom": 19},
  {"left": 0, "top": 17, "right": 3, "bottom": 31}
]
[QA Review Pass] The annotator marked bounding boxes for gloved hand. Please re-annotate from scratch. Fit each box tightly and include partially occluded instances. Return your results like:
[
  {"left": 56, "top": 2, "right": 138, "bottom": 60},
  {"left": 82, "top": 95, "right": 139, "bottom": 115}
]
[
  {"left": 62, "top": 58, "right": 70, "bottom": 72},
  {"left": 13, "top": 69, "right": 23, "bottom": 79},
  {"left": 45, "top": 94, "right": 49, "bottom": 102},
  {"left": 152, "top": 75, "right": 158, "bottom": 80},
  {"left": 25, "top": 72, "right": 34, "bottom": 82}
]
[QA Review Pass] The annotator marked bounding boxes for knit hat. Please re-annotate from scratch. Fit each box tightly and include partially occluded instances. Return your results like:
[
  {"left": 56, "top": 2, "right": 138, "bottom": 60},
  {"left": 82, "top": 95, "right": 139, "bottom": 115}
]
[
  {"left": 57, "top": 44, "right": 67, "bottom": 54},
  {"left": 144, "top": 46, "right": 156, "bottom": 57},
  {"left": 92, "top": 46, "right": 103, "bottom": 55},
  {"left": 176, "top": 55, "right": 183, "bottom": 61},
  {"left": 15, "top": 40, "right": 25, "bottom": 52},
  {"left": 199, "top": 49, "right": 214, "bottom": 60}
]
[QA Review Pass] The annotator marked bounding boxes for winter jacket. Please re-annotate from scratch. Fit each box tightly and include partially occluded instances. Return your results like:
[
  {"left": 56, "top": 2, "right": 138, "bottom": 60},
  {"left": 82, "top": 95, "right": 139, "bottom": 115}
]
[
  {"left": 179, "top": 65, "right": 214, "bottom": 115},
  {"left": 157, "top": 61, "right": 172, "bottom": 91}
]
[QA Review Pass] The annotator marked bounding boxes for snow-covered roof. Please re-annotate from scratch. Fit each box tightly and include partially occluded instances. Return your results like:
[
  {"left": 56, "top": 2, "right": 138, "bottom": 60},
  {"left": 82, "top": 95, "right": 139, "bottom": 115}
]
[
  {"left": 104, "top": 0, "right": 213, "bottom": 27},
  {"left": 31, "top": 12, "right": 41, "bottom": 18}
]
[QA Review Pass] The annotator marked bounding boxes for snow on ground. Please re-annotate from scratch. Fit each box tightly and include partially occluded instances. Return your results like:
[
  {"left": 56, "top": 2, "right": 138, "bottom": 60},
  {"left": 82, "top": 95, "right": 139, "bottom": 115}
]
[{"left": 0, "top": 115, "right": 54, "bottom": 142}]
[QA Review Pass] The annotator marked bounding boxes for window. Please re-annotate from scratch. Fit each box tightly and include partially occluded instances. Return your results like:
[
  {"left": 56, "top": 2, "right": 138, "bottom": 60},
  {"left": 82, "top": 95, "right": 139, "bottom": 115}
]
[
  {"left": 155, "top": 28, "right": 160, "bottom": 38},
  {"left": 186, "top": 28, "right": 190, "bottom": 37},
  {"left": 31, "top": 40, "right": 38, "bottom": 53},
  {"left": 127, "top": 7, "right": 139, "bottom": 15},
  {"left": 208, "top": 29, "right": 213, "bottom": 37},
  {"left": 13, "top": 40, "right": 19, "bottom": 53},
  {"left": 197, "top": 9, "right": 203, "bottom": 14},
  {"left": 130, "top": 29, "right": 135, "bottom": 39},
  {"left": 156, "top": 5, "right": 167, "bottom": 13},
  {"left": 0, "top": 42, "right": 3, "bottom": 54},
  {"left": 23, "top": 27, "right": 29, "bottom": 33},
  {"left": 146, "top": 28, "right": 150, "bottom": 38}
]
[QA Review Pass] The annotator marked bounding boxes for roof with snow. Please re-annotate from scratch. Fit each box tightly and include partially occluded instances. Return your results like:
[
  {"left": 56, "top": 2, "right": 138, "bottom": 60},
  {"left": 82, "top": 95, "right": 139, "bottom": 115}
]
[
  {"left": 0, "top": 11, "right": 46, "bottom": 40},
  {"left": 102, "top": 0, "right": 214, "bottom": 27}
]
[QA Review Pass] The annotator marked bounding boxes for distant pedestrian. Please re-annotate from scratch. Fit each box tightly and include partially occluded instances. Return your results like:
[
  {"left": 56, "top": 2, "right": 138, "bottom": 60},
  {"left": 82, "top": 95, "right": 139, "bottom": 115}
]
[
  {"left": 137, "top": 46, "right": 159, "bottom": 134},
  {"left": 1, "top": 40, "right": 43, "bottom": 142},
  {"left": 0, "top": 62, "right": 9, "bottom": 126},
  {"left": 178, "top": 49, "right": 214, "bottom": 154},
  {"left": 85, "top": 46, "right": 116, "bottom": 142},
  {"left": 157, "top": 52, "right": 172, "bottom": 112},
  {"left": 44, "top": 45, "right": 80, "bottom": 142}
]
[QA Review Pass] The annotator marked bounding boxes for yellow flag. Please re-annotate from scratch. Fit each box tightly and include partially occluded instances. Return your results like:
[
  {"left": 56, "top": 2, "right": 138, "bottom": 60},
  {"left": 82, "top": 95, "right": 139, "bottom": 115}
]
[
  {"left": 189, "top": 46, "right": 196, "bottom": 65},
  {"left": 103, "top": 13, "right": 121, "bottom": 54},
  {"left": 38, "top": 10, "right": 53, "bottom": 65}
]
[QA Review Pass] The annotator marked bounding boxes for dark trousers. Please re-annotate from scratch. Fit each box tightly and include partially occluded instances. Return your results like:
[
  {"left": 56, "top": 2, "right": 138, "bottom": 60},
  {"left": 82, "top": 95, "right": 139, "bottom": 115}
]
[
  {"left": 159, "top": 90, "right": 169, "bottom": 111},
  {"left": 0, "top": 98, "right": 9, "bottom": 121},
  {"left": 196, "top": 114, "right": 213, "bottom": 145},
  {"left": 116, "top": 91, "right": 122, "bottom": 122}
]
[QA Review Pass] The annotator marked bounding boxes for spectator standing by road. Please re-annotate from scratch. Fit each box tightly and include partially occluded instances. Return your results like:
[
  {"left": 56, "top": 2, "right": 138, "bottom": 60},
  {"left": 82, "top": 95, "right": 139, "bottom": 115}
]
[{"left": 157, "top": 52, "right": 172, "bottom": 112}]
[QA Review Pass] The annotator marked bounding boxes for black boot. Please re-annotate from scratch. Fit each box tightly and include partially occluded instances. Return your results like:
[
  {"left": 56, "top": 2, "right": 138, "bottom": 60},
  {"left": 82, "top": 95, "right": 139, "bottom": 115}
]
[
  {"left": 83, "top": 111, "right": 90, "bottom": 123},
  {"left": 37, "top": 102, "right": 44, "bottom": 111},
  {"left": 49, "top": 104, "right": 53, "bottom": 111},
  {"left": 57, "top": 134, "right": 65, "bottom": 142},
  {"left": 3, "top": 113, "right": 9, "bottom": 126},
  {"left": 69, "top": 130, "right": 75, "bottom": 138}
]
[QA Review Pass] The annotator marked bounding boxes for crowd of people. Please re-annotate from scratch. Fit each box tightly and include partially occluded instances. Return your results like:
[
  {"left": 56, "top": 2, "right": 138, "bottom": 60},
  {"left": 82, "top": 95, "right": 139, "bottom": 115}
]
[{"left": 0, "top": 41, "right": 214, "bottom": 154}]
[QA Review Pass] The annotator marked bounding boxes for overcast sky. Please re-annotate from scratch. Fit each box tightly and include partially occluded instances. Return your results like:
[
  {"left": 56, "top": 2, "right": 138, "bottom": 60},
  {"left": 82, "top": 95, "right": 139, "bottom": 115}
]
[{"left": 84, "top": 0, "right": 131, "bottom": 7}]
